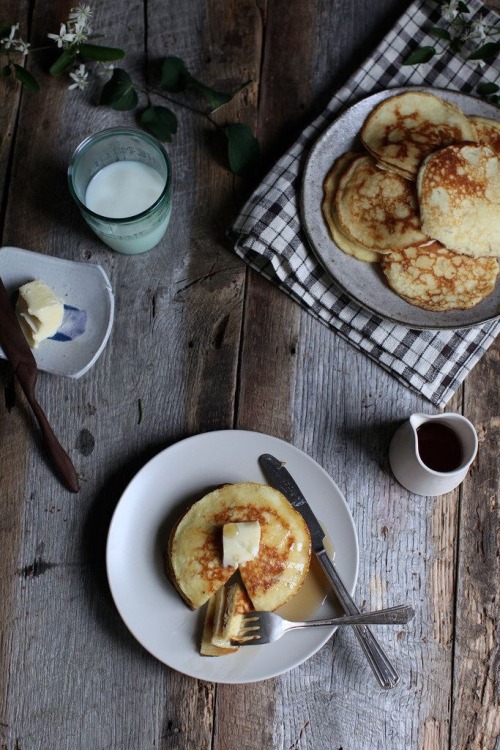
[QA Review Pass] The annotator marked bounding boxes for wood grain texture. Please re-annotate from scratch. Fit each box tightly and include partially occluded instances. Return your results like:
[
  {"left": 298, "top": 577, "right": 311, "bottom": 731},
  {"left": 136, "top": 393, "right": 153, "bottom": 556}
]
[
  {"left": 0, "top": 0, "right": 499, "bottom": 748},
  {"left": 452, "top": 337, "right": 500, "bottom": 750}
]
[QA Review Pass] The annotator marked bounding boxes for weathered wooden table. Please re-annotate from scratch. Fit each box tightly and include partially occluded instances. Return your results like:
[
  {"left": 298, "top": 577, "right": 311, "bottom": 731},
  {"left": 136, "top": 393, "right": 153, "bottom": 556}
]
[{"left": 1, "top": 1, "right": 498, "bottom": 749}]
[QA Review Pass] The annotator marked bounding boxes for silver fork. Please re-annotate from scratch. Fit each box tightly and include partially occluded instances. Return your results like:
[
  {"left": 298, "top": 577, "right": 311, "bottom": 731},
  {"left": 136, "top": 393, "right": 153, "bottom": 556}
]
[{"left": 233, "top": 605, "right": 415, "bottom": 645}]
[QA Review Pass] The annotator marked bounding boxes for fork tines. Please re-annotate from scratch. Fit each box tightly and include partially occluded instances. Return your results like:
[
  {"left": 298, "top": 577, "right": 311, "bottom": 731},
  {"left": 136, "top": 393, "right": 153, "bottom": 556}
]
[{"left": 232, "top": 613, "right": 262, "bottom": 643}]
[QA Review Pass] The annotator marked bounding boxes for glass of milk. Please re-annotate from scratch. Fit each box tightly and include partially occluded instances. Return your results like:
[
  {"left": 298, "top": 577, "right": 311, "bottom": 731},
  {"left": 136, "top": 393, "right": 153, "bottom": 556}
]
[{"left": 68, "top": 127, "right": 172, "bottom": 254}]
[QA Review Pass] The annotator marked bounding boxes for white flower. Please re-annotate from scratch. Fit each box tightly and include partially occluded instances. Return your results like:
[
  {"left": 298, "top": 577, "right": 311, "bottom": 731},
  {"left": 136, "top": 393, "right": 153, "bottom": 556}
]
[
  {"left": 1, "top": 23, "right": 19, "bottom": 50},
  {"left": 47, "top": 23, "right": 76, "bottom": 48},
  {"left": 68, "top": 63, "right": 89, "bottom": 91},
  {"left": 12, "top": 38, "right": 30, "bottom": 55},
  {"left": 441, "top": 1, "right": 460, "bottom": 23},
  {"left": 68, "top": 4, "right": 93, "bottom": 29},
  {"left": 70, "top": 21, "right": 90, "bottom": 44},
  {"left": 470, "top": 19, "right": 489, "bottom": 42}
]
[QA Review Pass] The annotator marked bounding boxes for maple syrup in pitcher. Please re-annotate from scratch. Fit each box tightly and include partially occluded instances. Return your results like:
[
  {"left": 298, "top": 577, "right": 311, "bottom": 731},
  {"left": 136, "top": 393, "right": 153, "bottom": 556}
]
[{"left": 416, "top": 422, "right": 463, "bottom": 472}]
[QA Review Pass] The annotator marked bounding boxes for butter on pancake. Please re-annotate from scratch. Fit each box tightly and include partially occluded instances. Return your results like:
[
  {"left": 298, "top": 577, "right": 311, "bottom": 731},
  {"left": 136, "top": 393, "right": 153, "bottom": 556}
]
[
  {"left": 469, "top": 116, "right": 500, "bottom": 156},
  {"left": 322, "top": 153, "right": 380, "bottom": 262},
  {"left": 335, "top": 154, "right": 429, "bottom": 252},
  {"left": 381, "top": 242, "right": 499, "bottom": 311},
  {"left": 167, "top": 482, "right": 311, "bottom": 611},
  {"left": 418, "top": 144, "right": 500, "bottom": 257},
  {"left": 360, "top": 91, "right": 477, "bottom": 179}
]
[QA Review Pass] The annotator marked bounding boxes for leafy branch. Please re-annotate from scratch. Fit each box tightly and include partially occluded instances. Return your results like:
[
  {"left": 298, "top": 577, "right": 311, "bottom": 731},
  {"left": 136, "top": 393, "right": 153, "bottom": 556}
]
[
  {"left": 1, "top": 5, "right": 261, "bottom": 176},
  {"left": 402, "top": 0, "right": 500, "bottom": 105},
  {"left": 99, "top": 58, "right": 260, "bottom": 176}
]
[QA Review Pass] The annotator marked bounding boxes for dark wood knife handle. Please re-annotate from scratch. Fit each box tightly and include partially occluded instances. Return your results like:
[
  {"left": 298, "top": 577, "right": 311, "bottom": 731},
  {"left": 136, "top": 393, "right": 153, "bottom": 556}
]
[{"left": 17, "top": 364, "right": 80, "bottom": 493}]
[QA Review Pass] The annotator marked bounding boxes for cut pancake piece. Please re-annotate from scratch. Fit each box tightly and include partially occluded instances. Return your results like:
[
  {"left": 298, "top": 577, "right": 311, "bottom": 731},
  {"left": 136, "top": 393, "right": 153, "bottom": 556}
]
[
  {"left": 417, "top": 144, "right": 500, "bottom": 258},
  {"left": 381, "top": 241, "right": 499, "bottom": 311},
  {"left": 469, "top": 116, "right": 500, "bottom": 156},
  {"left": 360, "top": 91, "right": 477, "bottom": 180},
  {"left": 322, "top": 153, "right": 380, "bottom": 262},
  {"left": 167, "top": 482, "right": 311, "bottom": 611},
  {"left": 200, "top": 591, "right": 238, "bottom": 656},
  {"left": 211, "top": 579, "right": 253, "bottom": 650},
  {"left": 335, "top": 154, "right": 429, "bottom": 252}
]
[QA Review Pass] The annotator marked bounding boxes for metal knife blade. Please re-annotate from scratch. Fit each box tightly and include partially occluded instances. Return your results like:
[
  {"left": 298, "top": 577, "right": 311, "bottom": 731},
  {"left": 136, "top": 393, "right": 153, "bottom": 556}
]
[
  {"left": 259, "top": 452, "right": 400, "bottom": 688},
  {"left": 259, "top": 453, "right": 326, "bottom": 551},
  {"left": 0, "top": 277, "right": 80, "bottom": 493}
]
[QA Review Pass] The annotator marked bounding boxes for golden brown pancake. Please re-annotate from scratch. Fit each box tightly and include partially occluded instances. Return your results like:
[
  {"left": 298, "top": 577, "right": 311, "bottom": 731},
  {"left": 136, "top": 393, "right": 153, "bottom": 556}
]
[
  {"left": 167, "top": 482, "right": 311, "bottom": 611},
  {"left": 469, "top": 116, "right": 500, "bottom": 156},
  {"left": 321, "top": 152, "right": 380, "bottom": 262},
  {"left": 417, "top": 144, "right": 500, "bottom": 257},
  {"left": 335, "top": 154, "right": 429, "bottom": 251},
  {"left": 360, "top": 91, "right": 477, "bottom": 180},
  {"left": 381, "top": 242, "right": 499, "bottom": 311}
]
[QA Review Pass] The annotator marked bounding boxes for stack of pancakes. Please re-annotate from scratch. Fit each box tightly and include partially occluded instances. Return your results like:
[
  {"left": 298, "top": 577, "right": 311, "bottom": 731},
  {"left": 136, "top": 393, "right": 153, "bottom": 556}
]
[
  {"left": 166, "top": 482, "right": 311, "bottom": 656},
  {"left": 321, "top": 91, "right": 500, "bottom": 311}
]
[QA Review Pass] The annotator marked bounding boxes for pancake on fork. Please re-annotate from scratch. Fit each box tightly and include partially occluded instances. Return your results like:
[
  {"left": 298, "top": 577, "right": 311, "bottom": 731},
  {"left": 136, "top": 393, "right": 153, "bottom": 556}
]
[
  {"left": 167, "top": 482, "right": 311, "bottom": 612},
  {"left": 334, "top": 154, "right": 429, "bottom": 252},
  {"left": 381, "top": 241, "right": 499, "bottom": 311},
  {"left": 360, "top": 91, "right": 477, "bottom": 180},
  {"left": 321, "top": 152, "right": 380, "bottom": 262},
  {"left": 200, "top": 579, "right": 253, "bottom": 656},
  {"left": 417, "top": 143, "right": 500, "bottom": 258}
]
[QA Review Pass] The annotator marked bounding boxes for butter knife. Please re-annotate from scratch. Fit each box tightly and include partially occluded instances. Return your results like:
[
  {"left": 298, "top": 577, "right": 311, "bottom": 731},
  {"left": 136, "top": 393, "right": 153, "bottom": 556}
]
[
  {"left": 259, "top": 453, "right": 400, "bottom": 688},
  {"left": 0, "top": 278, "right": 80, "bottom": 493}
]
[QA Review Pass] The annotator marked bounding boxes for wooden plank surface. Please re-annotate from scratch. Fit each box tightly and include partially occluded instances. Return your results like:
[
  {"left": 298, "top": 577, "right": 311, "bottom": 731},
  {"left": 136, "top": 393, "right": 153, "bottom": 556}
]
[{"left": 0, "top": 1, "right": 498, "bottom": 749}]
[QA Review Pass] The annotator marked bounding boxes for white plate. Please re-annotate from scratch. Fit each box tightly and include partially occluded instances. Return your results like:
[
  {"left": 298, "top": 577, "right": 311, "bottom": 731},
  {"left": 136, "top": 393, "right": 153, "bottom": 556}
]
[
  {"left": 0, "top": 246, "right": 114, "bottom": 377},
  {"left": 301, "top": 87, "right": 500, "bottom": 330},
  {"left": 106, "top": 430, "right": 359, "bottom": 684}
]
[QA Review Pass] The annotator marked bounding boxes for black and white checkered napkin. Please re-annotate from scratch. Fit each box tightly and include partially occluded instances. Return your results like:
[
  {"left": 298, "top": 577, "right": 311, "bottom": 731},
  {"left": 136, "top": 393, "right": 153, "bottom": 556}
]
[{"left": 230, "top": 0, "right": 500, "bottom": 407}]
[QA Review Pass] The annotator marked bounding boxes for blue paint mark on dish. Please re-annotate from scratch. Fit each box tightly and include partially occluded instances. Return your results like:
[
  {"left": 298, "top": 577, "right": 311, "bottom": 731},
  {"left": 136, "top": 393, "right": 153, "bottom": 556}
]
[{"left": 51, "top": 304, "right": 87, "bottom": 342}]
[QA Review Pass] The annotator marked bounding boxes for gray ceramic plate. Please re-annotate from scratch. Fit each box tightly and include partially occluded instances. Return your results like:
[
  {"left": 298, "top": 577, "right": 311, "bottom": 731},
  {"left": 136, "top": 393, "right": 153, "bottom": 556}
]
[{"left": 300, "top": 87, "right": 500, "bottom": 330}]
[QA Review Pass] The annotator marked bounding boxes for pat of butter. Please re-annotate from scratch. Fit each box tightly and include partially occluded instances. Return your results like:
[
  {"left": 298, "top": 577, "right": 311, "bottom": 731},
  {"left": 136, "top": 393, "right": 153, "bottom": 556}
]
[
  {"left": 222, "top": 521, "right": 261, "bottom": 568},
  {"left": 16, "top": 280, "right": 64, "bottom": 349}
]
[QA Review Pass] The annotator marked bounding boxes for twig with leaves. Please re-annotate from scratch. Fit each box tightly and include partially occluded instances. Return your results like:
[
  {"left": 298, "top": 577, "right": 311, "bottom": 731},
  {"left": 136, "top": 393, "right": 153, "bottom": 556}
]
[
  {"left": 0, "top": 4, "right": 260, "bottom": 176},
  {"left": 402, "top": 0, "right": 500, "bottom": 105}
]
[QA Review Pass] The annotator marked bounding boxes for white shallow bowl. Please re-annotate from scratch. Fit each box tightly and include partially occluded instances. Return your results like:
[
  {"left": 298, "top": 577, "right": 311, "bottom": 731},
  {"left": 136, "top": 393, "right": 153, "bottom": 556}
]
[
  {"left": 106, "top": 430, "right": 359, "bottom": 684},
  {"left": 0, "top": 246, "right": 114, "bottom": 378}
]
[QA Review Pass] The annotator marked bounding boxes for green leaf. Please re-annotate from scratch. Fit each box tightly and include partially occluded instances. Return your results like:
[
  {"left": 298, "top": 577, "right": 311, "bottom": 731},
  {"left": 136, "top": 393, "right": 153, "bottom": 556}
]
[
  {"left": 13, "top": 64, "right": 40, "bottom": 92},
  {"left": 140, "top": 105, "right": 178, "bottom": 141},
  {"left": 160, "top": 56, "right": 189, "bottom": 92},
  {"left": 50, "top": 48, "right": 77, "bottom": 76},
  {"left": 224, "top": 123, "right": 260, "bottom": 177},
  {"left": 477, "top": 82, "right": 499, "bottom": 95},
  {"left": 457, "top": 1, "right": 469, "bottom": 12},
  {"left": 159, "top": 56, "right": 231, "bottom": 110},
  {"left": 100, "top": 68, "right": 138, "bottom": 110},
  {"left": 429, "top": 26, "right": 451, "bottom": 41},
  {"left": 468, "top": 42, "right": 500, "bottom": 62},
  {"left": 187, "top": 79, "right": 232, "bottom": 111},
  {"left": 402, "top": 46, "right": 436, "bottom": 65},
  {"left": 78, "top": 43, "right": 125, "bottom": 62}
]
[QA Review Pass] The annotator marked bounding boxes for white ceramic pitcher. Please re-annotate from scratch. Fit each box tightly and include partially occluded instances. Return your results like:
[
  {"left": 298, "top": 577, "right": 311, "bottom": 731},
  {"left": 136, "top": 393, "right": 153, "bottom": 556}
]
[{"left": 389, "top": 412, "right": 478, "bottom": 496}]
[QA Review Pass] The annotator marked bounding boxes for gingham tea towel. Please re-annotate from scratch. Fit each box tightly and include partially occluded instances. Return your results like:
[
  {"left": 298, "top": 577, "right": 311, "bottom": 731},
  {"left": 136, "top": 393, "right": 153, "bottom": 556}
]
[{"left": 230, "top": 0, "right": 500, "bottom": 408}]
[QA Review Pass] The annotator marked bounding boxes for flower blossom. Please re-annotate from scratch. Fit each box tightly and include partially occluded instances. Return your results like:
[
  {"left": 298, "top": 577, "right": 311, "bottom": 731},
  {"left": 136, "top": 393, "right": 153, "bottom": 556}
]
[
  {"left": 48, "top": 23, "right": 76, "bottom": 48},
  {"left": 1, "top": 23, "right": 19, "bottom": 50},
  {"left": 470, "top": 19, "right": 489, "bottom": 42},
  {"left": 12, "top": 38, "right": 30, "bottom": 55},
  {"left": 68, "top": 63, "right": 89, "bottom": 91},
  {"left": 441, "top": 1, "right": 460, "bottom": 23},
  {"left": 69, "top": 4, "right": 93, "bottom": 32}
]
